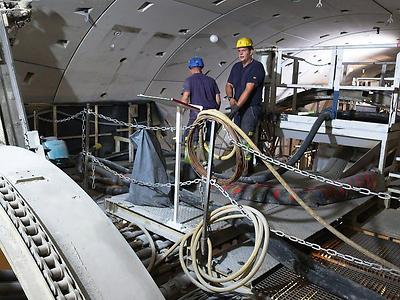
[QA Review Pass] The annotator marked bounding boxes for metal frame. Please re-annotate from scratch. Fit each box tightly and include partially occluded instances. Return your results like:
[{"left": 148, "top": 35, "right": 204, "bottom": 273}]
[
  {"left": 137, "top": 94, "right": 201, "bottom": 225},
  {"left": 257, "top": 44, "right": 400, "bottom": 124},
  {"left": 257, "top": 44, "right": 400, "bottom": 173},
  {"left": 0, "top": 14, "right": 29, "bottom": 147}
]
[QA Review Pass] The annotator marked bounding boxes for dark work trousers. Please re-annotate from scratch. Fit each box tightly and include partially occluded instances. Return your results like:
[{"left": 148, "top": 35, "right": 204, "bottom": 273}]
[
  {"left": 184, "top": 114, "right": 212, "bottom": 144},
  {"left": 234, "top": 105, "right": 262, "bottom": 138}
]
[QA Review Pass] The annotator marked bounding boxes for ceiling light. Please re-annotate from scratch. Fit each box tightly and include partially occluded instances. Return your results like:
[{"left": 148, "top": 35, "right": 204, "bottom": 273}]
[
  {"left": 213, "top": 0, "right": 228, "bottom": 6},
  {"left": 210, "top": 34, "right": 219, "bottom": 43},
  {"left": 137, "top": 2, "right": 154, "bottom": 12},
  {"left": 178, "top": 28, "right": 190, "bottom": 35}
]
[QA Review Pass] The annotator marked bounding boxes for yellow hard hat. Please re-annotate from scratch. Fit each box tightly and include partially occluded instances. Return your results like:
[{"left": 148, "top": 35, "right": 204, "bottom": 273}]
[{"left": 236, "top": 37, "right": 253, "bottom": 48}]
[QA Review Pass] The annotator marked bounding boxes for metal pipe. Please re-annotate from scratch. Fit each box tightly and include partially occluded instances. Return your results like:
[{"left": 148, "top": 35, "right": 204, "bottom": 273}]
[
  {"left": 201, "top": 120, "right": 216, "bottom": 256},
  {"left": 83, "top": 104, "right": 90, "bottom": 190},
  {"left": 256, "top": 43, "right": 400, "bottom": 53},
  {"left": 173, "top": 106, "right": 182, "bottom": 223}
]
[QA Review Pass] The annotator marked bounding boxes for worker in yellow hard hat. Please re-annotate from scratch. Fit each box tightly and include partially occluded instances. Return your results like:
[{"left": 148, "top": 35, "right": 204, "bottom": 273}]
[
  {"left": 225, "top": 37, "right": 265, "bottom": 139},
  {"left": 225, "top": 37, "right": 265, "bottom": 172}
]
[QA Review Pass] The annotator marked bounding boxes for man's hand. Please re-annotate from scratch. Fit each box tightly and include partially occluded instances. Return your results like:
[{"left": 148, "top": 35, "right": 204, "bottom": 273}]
[
  {"left": 229, "top": 98, "right": 236, "bottom": 107},
  {"left": 230, "top": 103, "right": 240, "bottom": 115}
]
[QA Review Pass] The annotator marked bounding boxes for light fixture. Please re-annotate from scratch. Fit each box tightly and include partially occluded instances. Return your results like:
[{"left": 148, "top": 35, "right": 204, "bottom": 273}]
[
  {"left": 210, "top": 34, "right": 219, "bottom": 43},
  {"left": 74, "top": 8, "right": 93, "bottom": 24},
  {"left": 213, "top": 0, "right": 228, "bottom": 6},
  {"left": 178, "top": 28, "right": 190, "bottom": 35},
  {"left": 137, "top": 2, "right": 154, "bottom": 12}
]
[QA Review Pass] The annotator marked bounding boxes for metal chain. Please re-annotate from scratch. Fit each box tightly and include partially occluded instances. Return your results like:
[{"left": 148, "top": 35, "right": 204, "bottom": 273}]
[
  {"left": 209, "top": 179, "right": 252, "bottom": 221},
  {"left": 81, "top": 110, "right": 86, "bottom": 154},
  {"left": 35, "top": 108, "right": 202, "bottom": 132},
  {"left": 87, "top": 110, "right": 175, "bottom": 132},
  {"left": 38, "top": 111, "right": 84, "bottom": 123},
  {"left": 23, "top": 131, "right": 29, "bottom": 149},
  {"left": 229, "top": 139, "right": 399, "bottom": 202},
  {"left": 87, "top": 109, "right": 202, "bottom": 132},
  {"left": 91, "top": 156, "right": 96, "bottom": 190},
  {"left": 271, "top": 229, "right": 400, "bottom": 277},
  {"left": 209, "top": 176, "right": 400, "bottom": 277},
  {"left": 86, "top": 153, "right": 202, "bottom": 189},
  {"left": 0, "top": 176, "right": 85, "bottom": 299}
]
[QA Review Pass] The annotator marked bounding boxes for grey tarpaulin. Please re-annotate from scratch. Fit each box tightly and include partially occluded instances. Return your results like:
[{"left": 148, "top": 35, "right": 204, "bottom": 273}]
[{"left": 126, "top": 129, "right": 172, "bottom": 207}]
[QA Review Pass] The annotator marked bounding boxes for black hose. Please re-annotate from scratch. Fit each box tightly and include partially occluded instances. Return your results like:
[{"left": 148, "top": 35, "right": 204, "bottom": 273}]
[
  {"left": 235, "top": 111, "right": 332, "bottom": 184},
  {"left": 94, "top": 183, "right": 129, "bottom": 195},
  {"left": 95, "top": 157, "right": 130, "bottom": 174}
]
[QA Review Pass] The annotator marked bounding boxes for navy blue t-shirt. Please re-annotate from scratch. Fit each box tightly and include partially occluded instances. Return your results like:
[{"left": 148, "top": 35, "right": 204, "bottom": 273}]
[
  {"left": 227, "top": 60, "right": 265, "bottom": 108},
  {"left": 182, "top": 73, "right": 220, "bottom": 118}
]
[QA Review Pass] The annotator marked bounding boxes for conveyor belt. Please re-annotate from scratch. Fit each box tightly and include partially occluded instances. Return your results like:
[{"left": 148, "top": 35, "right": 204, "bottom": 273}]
[
  {"left": 0, "top": 146, "right": 164, "bottom": 300},
  {"left": 252, "top": 231, "right": 400, "bottom": 299}
]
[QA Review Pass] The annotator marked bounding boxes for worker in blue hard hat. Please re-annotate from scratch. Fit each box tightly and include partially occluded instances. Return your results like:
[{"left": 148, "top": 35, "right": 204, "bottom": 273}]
[
  {"left": 180, "top": 56, "right": 221, "bottom": 142},
  {"left": 225, "top": 37, "right": 265, "bottom": 140}
]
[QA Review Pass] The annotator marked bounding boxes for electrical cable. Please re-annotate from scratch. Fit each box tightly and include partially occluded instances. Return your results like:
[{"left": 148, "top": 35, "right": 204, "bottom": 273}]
[
  {"left": 238, "top": 111, "right": 332, "bottom": 183},
  {"left": 189, "top": 109, "right": 400, "bottom": 273},
  {"left": 155, "top": 204, "right": 269, "bottom": 293}
]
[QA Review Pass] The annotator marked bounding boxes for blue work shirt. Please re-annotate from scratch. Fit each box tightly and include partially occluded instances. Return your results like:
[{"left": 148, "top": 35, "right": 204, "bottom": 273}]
[
  {"left": 182, "top": 73, "right": 220, "bottom": 118},
  {"left": 227, "top": 60, "right": 265, "bottom": 109}
]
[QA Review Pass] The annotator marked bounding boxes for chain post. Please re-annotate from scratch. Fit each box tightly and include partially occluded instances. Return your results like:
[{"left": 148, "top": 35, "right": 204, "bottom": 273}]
[
  {"left": 83, "top": 104, "right": 90, "bottom": 190},
  {"left": 91, "top": 156, "right": 96, "bottom": 190}
]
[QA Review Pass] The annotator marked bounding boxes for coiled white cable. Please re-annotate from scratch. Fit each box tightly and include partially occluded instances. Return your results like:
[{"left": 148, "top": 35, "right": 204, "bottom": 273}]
[{"left": 156, "top": 204, "right": 269, "bottom": 293}]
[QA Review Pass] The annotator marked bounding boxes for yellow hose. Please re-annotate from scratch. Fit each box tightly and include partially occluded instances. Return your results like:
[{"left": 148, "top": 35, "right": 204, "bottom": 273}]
[{"left": 196, "top": 109, "right": 400, "bottom": 273}]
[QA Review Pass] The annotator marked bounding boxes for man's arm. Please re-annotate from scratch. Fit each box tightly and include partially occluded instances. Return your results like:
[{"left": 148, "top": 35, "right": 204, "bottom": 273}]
[
  {"left": 225, "top": 82, "right": 236, "bottom": 107},
  {"left": 180, "top": 90, "right": 190, "bottom": 104},
  {"left": 236, "top": 82, "right": 256, "bottom": 107},
  {"left": 215, "top": 94, "right": 221, "bottom": 109}
]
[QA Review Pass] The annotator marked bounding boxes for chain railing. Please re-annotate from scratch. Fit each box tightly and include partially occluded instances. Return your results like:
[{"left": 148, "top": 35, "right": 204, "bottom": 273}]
[
  {"left": 228, "top": 138, "right": 400, "bottom": 202},
  {"left": 86, "top": 109, "right": 201, "bottom": 132},
  {"left": 39, "top": 107, "right": 399, "bottom": 278},
  {"left": 35, "top": 109, "right": 200, "bottom": 132},
  {"left": 37, "top": 111, "right": 84, "bottom": 124},
  {"left": 210, "top": 178, "right": 400, "bottom": 277},
  {"left": 83, "top": 148, "right": 400, "bottom": 278},
  {"left": 86, "top": 153, "right": 202, "bottom": 189},
  {"left": 271, "top": 229, "right": 400, "bottom": 277}
]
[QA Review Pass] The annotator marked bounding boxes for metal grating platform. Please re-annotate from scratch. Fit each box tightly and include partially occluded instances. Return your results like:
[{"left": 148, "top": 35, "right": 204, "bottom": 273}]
[
  {"left": 252, "top": 231, "right": 400, "bottom": 299},
  {"left": 313, "top": 232, "right": 400, "bottom": 299},
  {"left": 253, "top": 266, "right": 341, "bottom": 300},
  {"left": 105, "top": 194, "right": 206, "bottom": 242},
  {"left": 358, "top": 209, "right": 400, "bottom": 242}
]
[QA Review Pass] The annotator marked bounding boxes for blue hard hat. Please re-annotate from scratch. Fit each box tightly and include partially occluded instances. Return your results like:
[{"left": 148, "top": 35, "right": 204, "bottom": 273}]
[{"left": 187, "top": 57, "right": 204, "bottom": 69}]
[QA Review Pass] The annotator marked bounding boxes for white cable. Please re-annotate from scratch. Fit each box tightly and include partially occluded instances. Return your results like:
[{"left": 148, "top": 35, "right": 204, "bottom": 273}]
[
  {"left": 135, "top": 224, "right": 157, "bottom": 272},
  {"left": 156, "top": 204, "right": 269, "bottom": 293}
]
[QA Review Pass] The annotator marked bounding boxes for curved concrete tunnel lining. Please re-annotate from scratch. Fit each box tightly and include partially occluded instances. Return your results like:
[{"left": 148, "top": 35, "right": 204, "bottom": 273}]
[{"left": 11, "top": 0, "right": 400, "bottom": 105}]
